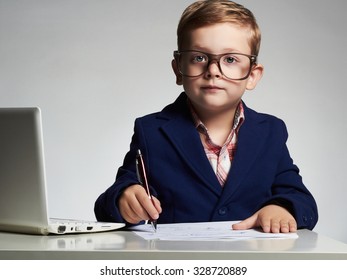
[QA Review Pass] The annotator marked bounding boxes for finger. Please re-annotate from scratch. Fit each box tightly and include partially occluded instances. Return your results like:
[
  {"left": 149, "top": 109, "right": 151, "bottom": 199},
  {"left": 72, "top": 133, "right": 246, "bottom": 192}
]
[
  {"left": 151, "top": 196, "right": 162, "bottom": 214},
  {"left": 278, "top": 218, "right": 297, "bottom": 233},
  {"left": 232, "top": 214, "right": 258, "bottom": 230},
  {"left": 288, "top": 219, "right": 297, "bottom": 232},
  {"left": 269, "top": 219, "right": 280, "bottom": 233},
  {"left": 279, "top": 223, "right": 289, "bottom": 233},
  {"left": 136, "top": 193, "right": 159, "bottom": 220},
  {"left": 259, "top": 217, "right": 271, "bottom": 233},
  {"left": 119, "top": 185, "right": 151, "bottom": 223},
  {"left": 119, "top": 199, "right": 144, "bottom": 224}
]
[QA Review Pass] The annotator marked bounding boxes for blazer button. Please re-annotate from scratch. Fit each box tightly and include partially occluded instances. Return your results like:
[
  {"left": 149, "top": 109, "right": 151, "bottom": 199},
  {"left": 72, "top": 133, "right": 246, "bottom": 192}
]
[{"left": 218, "top": 207, "right": 227, "bottom": 216}]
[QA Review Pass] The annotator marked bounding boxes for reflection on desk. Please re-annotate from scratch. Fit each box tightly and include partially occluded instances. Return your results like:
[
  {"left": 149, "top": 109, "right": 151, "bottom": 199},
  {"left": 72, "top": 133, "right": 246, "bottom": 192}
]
[{"left": 0, "top": 229, "right": 346, "bottom": 260}]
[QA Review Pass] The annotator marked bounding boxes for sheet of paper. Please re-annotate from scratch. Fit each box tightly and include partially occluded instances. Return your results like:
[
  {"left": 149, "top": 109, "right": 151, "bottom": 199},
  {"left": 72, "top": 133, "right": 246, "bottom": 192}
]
[{"left": 129, "top": 221, "right": 298, "bottom": 241}]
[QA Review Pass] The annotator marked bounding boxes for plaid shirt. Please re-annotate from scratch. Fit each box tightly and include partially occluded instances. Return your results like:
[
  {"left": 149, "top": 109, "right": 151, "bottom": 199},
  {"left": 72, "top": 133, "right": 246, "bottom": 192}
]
[{"left": 190, "top": 102, "right": 245, "bottom": 186}]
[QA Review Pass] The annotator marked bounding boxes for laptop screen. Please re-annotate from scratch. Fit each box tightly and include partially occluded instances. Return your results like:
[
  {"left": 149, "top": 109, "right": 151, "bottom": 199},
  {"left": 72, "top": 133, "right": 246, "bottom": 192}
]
[{"left": 0, "top": 108, "right": 50, "bottom": 228}]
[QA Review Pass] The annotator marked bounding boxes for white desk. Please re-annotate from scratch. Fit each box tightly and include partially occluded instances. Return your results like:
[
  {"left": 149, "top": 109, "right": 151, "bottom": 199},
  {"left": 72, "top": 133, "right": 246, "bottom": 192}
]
[{"left": 0, "top": 229, "right": 346, "bottom": 260}]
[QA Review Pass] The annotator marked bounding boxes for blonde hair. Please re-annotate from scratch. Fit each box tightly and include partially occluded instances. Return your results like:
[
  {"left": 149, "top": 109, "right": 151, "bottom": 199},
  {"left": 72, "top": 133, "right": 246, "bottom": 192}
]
[{"left": 177, "top": 0, "right": 261, "bottom": 55}]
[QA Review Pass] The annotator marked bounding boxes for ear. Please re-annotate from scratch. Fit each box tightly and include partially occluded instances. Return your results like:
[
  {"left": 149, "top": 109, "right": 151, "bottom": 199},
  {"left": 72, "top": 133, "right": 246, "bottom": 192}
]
[
  {"left": 171, "top": 59, "right": 183, "bottom": 85},
  {"left": 246, "top": 64, "right": 264, "bottom": 90}
]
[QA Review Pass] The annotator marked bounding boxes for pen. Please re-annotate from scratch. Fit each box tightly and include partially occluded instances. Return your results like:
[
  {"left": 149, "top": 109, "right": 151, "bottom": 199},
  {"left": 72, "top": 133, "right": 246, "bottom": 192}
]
[{"left": 136, "top": 149, "right": 157, "bottom": 232}]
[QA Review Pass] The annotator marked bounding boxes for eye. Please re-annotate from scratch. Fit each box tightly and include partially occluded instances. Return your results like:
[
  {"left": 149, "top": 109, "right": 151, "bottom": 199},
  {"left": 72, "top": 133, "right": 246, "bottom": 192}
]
[
  {"left": 192, "top": 54, "right": 207, "bottom": 63},
  {"left": 224, "top": 55, "right": 237, "bottom": 64}
]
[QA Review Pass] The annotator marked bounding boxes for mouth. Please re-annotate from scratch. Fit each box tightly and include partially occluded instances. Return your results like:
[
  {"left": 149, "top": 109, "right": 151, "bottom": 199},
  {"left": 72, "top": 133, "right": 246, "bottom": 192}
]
[{"left": 201, "top": 85, "right": 223, "bottom": 92}]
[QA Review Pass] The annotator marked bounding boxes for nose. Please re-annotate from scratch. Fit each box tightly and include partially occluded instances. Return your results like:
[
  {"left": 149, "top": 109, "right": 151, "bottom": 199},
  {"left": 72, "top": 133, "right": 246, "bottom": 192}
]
[{"left": 204, "top": 60, "right": 222, "bottom": 79}]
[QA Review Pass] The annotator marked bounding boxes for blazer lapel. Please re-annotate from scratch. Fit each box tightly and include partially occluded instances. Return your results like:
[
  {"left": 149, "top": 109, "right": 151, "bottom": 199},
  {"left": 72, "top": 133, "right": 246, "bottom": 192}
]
[
  {"left": 220, "top": 105, "right": 269, "bottom": 204},
  {"left": 158, "top": 95, "right": 223, "bottom": 196}
]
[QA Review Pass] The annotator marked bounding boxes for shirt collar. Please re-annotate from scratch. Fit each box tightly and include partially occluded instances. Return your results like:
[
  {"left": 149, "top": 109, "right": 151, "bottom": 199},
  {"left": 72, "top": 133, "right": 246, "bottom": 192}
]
[{"left": 189, "top": 101, "right": 245, "bottom": 133}]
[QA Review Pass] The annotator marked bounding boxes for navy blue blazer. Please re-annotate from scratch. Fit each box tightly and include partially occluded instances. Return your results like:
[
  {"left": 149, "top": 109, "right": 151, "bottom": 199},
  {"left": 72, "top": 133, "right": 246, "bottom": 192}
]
[{"left": 95, "top": 92, "right": 318, "bottom": 230}]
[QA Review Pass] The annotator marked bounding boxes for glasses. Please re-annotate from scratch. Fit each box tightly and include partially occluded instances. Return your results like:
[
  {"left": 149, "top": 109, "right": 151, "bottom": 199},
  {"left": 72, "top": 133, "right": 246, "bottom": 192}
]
[{"left": 173, "top": 50, "right": 257, "bottom": 80}]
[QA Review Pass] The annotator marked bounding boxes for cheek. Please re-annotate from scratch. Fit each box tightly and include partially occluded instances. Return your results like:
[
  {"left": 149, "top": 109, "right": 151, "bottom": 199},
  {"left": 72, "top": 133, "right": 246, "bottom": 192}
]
[
  {"left": 182, "top": 78, "right": 199, "bottom": 93},
  {"left": 227, "top": 80, "right": 248, "bottom": 94}
]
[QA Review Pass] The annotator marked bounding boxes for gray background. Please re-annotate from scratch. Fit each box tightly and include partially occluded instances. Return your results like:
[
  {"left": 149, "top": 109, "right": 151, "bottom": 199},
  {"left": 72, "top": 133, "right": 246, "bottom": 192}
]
[{"left": 1, "top": 0, "right": 346, "bottom": 243}]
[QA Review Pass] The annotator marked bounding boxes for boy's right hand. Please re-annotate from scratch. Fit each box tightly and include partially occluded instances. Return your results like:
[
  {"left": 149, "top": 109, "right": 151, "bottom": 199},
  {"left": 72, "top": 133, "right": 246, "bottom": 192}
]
[{"left": 118, "top": 184, "right": 161, "bottom": 224}]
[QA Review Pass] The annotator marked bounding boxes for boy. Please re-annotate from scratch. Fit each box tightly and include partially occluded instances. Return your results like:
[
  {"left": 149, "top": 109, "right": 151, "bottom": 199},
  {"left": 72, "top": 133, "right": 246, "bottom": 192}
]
[{"left": 94, "top": 0, "right": 318, "bottom": 233}]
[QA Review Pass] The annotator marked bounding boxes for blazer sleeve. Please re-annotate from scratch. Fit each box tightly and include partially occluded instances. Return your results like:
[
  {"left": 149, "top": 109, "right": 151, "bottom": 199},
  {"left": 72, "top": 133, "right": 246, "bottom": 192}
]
[
  {"left": 94, "top": 118, "right": 155, "bottom": 224},
  {"left": 263, "top": 120, "right": 318, "bottom": 229}
]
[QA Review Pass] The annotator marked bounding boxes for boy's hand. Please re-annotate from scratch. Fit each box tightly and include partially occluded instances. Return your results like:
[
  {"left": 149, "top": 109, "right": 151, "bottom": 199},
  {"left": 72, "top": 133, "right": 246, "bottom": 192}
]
[
  {"left": 118, "top": 184, "right": 162, "bottom": 224},
  {"left": 232, "top": 204, "right": 297, "bottom": 233}
]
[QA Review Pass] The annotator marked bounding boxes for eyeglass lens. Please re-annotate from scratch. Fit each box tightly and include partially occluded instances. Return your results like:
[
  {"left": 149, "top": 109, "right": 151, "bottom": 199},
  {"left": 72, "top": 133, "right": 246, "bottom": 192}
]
[{"left": 178, "top": 51, "right": 253, "bottom": 80}]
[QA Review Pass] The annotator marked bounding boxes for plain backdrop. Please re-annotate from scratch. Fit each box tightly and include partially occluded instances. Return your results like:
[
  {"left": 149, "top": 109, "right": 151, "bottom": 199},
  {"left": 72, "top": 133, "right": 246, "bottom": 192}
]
[{"left": 0, "top": 0, "right": 346, "bottom": 243}]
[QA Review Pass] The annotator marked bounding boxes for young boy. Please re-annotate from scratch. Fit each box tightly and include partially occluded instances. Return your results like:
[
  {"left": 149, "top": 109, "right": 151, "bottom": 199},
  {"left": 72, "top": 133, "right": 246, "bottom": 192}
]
[{"left": 94, "top": 0, "right": 318, "bottom": 233}]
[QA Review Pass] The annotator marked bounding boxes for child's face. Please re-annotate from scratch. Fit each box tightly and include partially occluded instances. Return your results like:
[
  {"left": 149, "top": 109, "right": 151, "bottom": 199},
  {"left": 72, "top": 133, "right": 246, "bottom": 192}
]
[{"left": 172, "top": 23, "right": 263, "bottom": 115}]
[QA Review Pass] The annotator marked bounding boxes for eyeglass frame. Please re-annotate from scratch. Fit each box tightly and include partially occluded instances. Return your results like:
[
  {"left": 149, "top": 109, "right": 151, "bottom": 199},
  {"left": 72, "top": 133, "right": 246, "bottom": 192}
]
[{"left": 173, "top": 50, "right": 258, "bottom": 81}]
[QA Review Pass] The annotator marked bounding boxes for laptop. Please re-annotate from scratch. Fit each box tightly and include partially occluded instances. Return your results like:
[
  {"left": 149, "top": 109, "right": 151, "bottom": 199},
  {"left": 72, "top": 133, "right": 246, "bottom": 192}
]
[{"left": 0, "top": 107, "right": 124, "bottom": 235}]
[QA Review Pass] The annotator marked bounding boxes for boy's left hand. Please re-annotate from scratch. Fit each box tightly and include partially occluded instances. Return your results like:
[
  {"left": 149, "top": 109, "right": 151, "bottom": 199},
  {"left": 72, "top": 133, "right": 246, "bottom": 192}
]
[{"left": 232, "top": 204, "right": 297, "bottom": 233}]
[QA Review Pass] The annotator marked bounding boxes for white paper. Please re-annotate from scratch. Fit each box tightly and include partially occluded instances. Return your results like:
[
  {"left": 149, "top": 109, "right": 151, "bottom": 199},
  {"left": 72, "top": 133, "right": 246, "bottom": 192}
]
[{"left": 130, "top": 221, "right": 298, "bottom": 241}]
